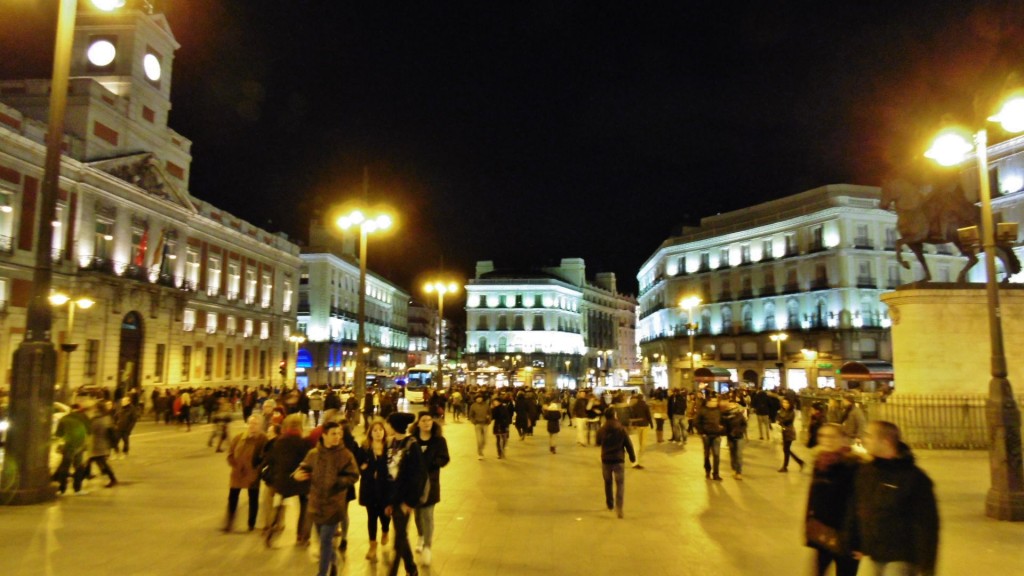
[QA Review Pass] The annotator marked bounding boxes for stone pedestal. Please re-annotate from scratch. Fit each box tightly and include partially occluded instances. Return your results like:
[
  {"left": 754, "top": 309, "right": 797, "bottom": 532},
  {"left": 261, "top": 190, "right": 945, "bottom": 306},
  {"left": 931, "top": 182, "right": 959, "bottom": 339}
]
[
  {"left": 880, "top": 284, "right": 1024, "bottom": 394},
  {"left": 2, "top": 342, "right": 58, "bottom": 505}
]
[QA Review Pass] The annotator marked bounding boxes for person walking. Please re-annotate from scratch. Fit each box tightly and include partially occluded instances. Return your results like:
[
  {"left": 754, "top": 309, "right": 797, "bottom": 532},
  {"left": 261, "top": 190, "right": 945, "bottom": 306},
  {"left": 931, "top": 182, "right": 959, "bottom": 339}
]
[
  {"left": 490, "top": 397, "right": 511, "bottom": 459},
  {"left": 839, "top": 394, "right": 868, "bottom": 445},
  {"left": 52, "top": 404, "right": 92, "bottom": 494},
  {"left": 721, "top": 397, "right": 747, "bottom": 480},
  {"left": 777, "top": 397, "right": 805, "bottom": 472},
  {"left": 805, "top": 423, "right": 861, "bottom": 576},
  {"left": 208, "top": 398, "right": 233, "bottom": 452},
  {"left": 293, "top": 420, "right": 360, "bottom": 576},
  {"left": 596, "top": 408, "right": 636, "bottom": 519},
  {"left": 649, "top": 391, "right": 668, "bottom": 444},
  {"left": 850, "top": 421, "right": 939, "bottom": 576},
  {"left": 467, "top": 395, "right": 491, "bottom": 459},
  {"left": 628, "top": 394, "right": 653, "bottom": 468},
  {"left": 309, "top": 389, "right": 324, "bottom": 427},
  {"left": 543, "top": 401, "right": 562, "bottom": 454},
  {"left": 384, "top": 412, "right": 426, "bottom": 576},
  {"left": 572, "top": 390, "right": 589, "bottom": 446},
  {"left": 696, "top": 395, "right": 725, "bottom": 480},
  {"left": 88, "top": 401, "right": 118, "bottom": 488},
  {"left": 751, "top": 387, "right": 772, "bottom": 440},
  {"left": 668, "top": 388, "right": 688, "bottom": 444},
  {"left": 225, "top": 414, "right": 267, "bottom": 532},
  {"left": 178, "top": 389, "right": 192, "bottom": 431},
  {"left": 357, "top": 419, "right": 392, "bottom": 562},
  {"left": 412, "top": 412, "right": 450, "bottom": 567},
  {"left": 112, "top": 397, "right": 139, "bottom": 458},
  {"left": 262, "top": 414, "right": 313, "bottom": 547}
]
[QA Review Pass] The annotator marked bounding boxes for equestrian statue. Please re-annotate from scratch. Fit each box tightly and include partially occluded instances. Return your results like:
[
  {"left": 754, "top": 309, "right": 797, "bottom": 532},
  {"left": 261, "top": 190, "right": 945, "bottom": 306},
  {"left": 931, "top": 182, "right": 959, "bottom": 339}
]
[{"left": 880, "top": 177, "right": 1021, "bottom": 283}]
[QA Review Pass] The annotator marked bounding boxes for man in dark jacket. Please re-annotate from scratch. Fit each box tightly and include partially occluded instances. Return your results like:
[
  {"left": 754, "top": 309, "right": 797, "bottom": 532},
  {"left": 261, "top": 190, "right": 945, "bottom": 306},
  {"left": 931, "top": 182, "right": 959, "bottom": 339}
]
[
  {"left": 668, "top": 388, "right": 688, "bottom": 444},
  {"left": 596, "top": 408, "right": 636, "bottom": 519},
  {"left": 696, "top": 395, "right": 725, "bottom": 480},
  {"left": 628, "top": 394, "right": 654, "bottom": 469},
  {"left": 385, "top": 412, "right": 426, "bottom": 576},
  {"left": 721, "top": 398, "right": 748, "bottom": 480},
  {"left": 263, "top": 414, "right": 313, "bottom": 547},
  {"left": 850, "top": 421, "right": 939, "bottom": 576},
  {"left": 751, "top": 388, "right": 771, "bottom": 440}
]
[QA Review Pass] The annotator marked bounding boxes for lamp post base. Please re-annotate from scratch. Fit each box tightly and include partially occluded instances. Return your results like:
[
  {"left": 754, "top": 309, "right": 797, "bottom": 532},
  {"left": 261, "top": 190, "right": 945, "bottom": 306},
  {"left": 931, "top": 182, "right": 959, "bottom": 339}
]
[
  {"left": 1, "top": 341, "right": 59, "bottom": 506},
  {"left": 986, "top": 376, "right": 1024, "bottom": 521}
]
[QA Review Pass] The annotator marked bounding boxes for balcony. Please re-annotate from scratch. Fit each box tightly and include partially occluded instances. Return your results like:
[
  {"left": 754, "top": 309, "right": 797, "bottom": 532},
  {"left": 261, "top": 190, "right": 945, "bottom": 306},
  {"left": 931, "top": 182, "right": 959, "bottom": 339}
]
[
  {"left": 853, "top": 238, "right": 874, "bottom": 250},
  {"left": 737, "top": 289, "right": 754, "bottom": 300},
  {"left": 226, "top": 291, "right": 239, "bottom": 301},
  {"left": 807, "top": 242, "right": 829, "bottom": 254},
  {"left": 780, "top": 283, "right": 801, "bottom": 295},
  {"left": 883, "top": 242, "right": 897, "bottom": 251},
  {"left": 0, "top": 235, "right": 11, "bottom": 254},
  {"left": 809, "top": 278, "right": 830, "bottom": 290},
  {"left": 50, "top": 248, "right": 65, "bottom": 263}
]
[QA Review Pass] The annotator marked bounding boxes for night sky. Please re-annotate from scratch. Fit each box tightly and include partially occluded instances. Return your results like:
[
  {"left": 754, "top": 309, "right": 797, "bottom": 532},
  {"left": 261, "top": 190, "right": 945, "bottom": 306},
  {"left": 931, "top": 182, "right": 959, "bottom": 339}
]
[{"left": 4, "top": 1, "right": 1024, "bottom": 297}]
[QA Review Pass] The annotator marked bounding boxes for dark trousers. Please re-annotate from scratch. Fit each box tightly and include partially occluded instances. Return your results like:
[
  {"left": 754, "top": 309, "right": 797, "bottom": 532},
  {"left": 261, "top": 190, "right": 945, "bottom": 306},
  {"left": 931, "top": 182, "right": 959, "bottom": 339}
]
[
  {"left": 228, "top": 485, "right": 261, "bottom": 529},
  {"left": 365, "top": 504, "right": 391, "bottom": 540},
  {"left": 53, "top": 448, "right": 87, "bottom": 493},
  {"left": 602, "top": 462, "right": 625, "bottom": 513},
  {"left": 114, "top": 429, "right": 132, "bottom": 454},
  {"left": 88, "top": 455, "right": 116, "bottom": 484},
  {"left": 814, "top": 548, "right": 860, "bottom": 576},
  {"left": 782, "top": 440, "right": 804, "bottom": 469},
  {"left": 495, "top": 432, "right": 508, "bottom": 458},
  {"left": 388, "top": 506, "right": 416, "bottom": 576},
  {"left": 702, "top": 435, "right": 722, "bottom": 478}
]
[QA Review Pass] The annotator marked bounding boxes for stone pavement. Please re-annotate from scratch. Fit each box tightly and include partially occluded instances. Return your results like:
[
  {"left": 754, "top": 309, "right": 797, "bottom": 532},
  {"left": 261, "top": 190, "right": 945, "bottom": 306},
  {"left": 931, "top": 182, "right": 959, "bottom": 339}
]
[{"left": 1, "top": 410, "right": 1022, "bottom": 576}]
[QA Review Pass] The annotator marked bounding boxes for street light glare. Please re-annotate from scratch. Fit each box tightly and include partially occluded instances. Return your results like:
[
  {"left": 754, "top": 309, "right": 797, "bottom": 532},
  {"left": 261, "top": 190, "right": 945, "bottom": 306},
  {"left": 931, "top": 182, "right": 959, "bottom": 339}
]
[
  {"left": 376, "top": 215, "right": 392, "bottom": 230},
  {"left": 76, "top": 298, "right": 95, "bottom": 310},
  {"left": 90, "top": 0, "right": 126, "bottom": 12},
  {"left": 49, "top": 293, "right": 70, "bottom": 306},
  {"left": 990, "top": 97, "right": 1024, "bottom": 134},
  {"left": 925, "top": 130, "right": 973, "bottom": 166}
]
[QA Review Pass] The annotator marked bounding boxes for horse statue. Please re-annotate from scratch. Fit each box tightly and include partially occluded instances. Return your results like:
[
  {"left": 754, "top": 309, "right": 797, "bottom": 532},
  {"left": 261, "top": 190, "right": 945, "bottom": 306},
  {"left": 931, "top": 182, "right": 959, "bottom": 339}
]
[{"left": 880, "top": 178, "right": 1021, "bottom": 283}]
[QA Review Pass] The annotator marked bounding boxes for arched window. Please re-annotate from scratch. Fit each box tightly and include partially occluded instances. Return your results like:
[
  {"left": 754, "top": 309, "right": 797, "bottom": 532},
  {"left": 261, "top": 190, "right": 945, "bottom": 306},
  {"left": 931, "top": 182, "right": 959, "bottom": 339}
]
[
  {"left": 741, "top": 303, "right": 753, "bottom": 332},
  {"left": 721, "top": 306, "right": 733, "bottom": 333},
  {"left": 764, "top": 301, "right": 777, "bottom": 330},
  {"left": 787, "top": 298, "right": 800, "bottom": 328},
  {"left": 498, "top": 336, "right": 508, "bottom": 353},
  {"left": 478, "top": 337, "right": 488, "bottom": 352}
]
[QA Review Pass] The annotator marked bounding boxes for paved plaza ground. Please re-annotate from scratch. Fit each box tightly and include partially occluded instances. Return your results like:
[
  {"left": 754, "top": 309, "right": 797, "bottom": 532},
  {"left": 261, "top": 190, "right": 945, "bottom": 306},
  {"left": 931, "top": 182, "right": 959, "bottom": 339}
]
[{"left": 1, "top": 409, "right": 1023, "bottom": 576}]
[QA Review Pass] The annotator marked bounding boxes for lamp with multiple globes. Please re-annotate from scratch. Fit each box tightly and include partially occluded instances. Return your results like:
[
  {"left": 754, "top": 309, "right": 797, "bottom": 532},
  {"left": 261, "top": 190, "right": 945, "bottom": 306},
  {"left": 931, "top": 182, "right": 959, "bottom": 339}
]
[
  {"left": 424, "top": 281, "right": 459, "bottom": 389},
  {"left": 336, "top": 208, "right": 393, "bottom": 403},
  {"left": 923, "top": 92, "right": 1024, "bottom": 521},
  {"left": 680, "top": 295, "right": 702, "bottom": 390},
  {"left": 49, "top": 293, "right": 95, "bottom": 404}
]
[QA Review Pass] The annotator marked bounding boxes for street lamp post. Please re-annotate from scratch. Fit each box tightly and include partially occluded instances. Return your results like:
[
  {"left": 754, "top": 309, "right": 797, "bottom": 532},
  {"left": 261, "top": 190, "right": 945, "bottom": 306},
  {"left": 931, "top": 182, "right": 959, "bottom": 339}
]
[
  {"left": 424, "top": 280, "right": 458, "bottom": 389},
  {"left": 337, "top": 209, "right": 393, "bottom": 403},
  {"left": 770, "top": 332, "right": 789, "bottom": 390},
  {"left": 3, "top": 0, "right": 124, "bottom": 506},
  {"left": 50, "top": 293, "right": 95, "bottom": 404},
  {"left": 924, "top": 96, "right": 1024, "bottom": 520},
  {"left": 288, "top": 335, "right": 306, "bottom": 389},
  {"left": 680, "top": 296, "right": 702, "bottom": 391}
]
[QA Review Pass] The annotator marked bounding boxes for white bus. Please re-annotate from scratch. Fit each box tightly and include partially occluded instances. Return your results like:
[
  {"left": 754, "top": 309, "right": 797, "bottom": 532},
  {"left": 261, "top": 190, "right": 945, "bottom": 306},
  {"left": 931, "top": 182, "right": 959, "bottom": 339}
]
[{"left": 405, "top": 365, "right": 435, "bottom": 403}]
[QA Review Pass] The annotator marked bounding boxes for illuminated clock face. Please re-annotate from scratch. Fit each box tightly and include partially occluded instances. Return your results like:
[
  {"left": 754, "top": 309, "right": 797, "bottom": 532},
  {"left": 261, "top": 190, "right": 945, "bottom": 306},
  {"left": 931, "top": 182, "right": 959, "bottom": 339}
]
[
  {"left": 143, "top": 53, "right": 162, "bottom": 81},
  {"left": 87, "top": 40, "right": 117, "bottom": 67}
]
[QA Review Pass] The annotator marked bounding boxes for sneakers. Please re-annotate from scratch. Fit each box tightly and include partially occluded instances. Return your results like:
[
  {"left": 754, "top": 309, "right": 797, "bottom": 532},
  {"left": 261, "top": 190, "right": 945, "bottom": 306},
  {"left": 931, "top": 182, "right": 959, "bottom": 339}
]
[
  {"left": 421, "top": 546, "right": 432, "bottom": 566},
  {"left": 734, "top": 473, "right": 743, "bottom": 481}
]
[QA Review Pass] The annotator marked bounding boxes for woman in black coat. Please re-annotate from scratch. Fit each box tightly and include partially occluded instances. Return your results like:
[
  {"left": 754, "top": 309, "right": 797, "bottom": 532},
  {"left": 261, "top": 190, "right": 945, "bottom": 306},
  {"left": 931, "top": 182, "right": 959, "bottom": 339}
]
[
  {"left": 805, "top": 423, "right": 861, "bottom": 576},
  {"left": 357, "top": 419, "right": 391, "bottom": 562},
  {"left": 777, "top": 397, "right": 805, "bottom": 472},
  {"left": 411, "top": 412, "right": 450, "bottom": 567}
]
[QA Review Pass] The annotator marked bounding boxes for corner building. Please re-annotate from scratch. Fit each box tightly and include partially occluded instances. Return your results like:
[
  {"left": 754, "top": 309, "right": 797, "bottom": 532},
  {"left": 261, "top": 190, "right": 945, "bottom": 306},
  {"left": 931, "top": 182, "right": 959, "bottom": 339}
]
[
  {"left": 637, "top": 184, "right": 967, "bottom": 391},
  {"left": 0, "top": 7, "right": 300, "bottom": 397},
  {"left": 296, "top": 220, "right": 409, "bottom": 389},
  {"left": 464, "top": 259, "right": 637, "bottom": 389}
]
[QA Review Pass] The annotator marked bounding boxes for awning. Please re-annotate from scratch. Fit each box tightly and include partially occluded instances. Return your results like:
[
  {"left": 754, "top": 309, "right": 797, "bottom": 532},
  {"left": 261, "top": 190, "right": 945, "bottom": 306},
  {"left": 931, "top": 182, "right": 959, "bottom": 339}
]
[
  {"left": 838, "top": 361, "right": 894, "bottom": 381},
  {"left": 694, "top": 367, "right": 733, "bottom": 382}
]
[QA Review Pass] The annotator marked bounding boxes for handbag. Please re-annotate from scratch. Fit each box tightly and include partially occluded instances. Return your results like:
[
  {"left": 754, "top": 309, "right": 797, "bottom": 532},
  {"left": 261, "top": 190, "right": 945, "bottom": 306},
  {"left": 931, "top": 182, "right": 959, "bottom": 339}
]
[{"left": 806, "top": 518, "right": 843, "bottom": 554}]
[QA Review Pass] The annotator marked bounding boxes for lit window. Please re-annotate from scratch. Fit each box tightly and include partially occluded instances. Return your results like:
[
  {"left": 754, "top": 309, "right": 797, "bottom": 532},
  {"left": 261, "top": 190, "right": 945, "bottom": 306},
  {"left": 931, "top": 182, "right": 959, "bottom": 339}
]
[
  {"left": 206, "top": 312, "right": 217, "bottom": 334},
  {"left": 243, "top": 318, "right": 253, "bottom": 338},
  {"left": 226, "top": 315, "right": 237, "bottom": 336},
  {"left": 207, "top": 256, "right": 221, "bottom": 296},
  {"left": 282, "top": 280, "right": 293, "bottom": 313},
  {"left": 183, "top": 308, "right": 196, "bottom": 332},
  {"left": 245, "top": 269, "right": 257, "bottom": 304},
  {"left": 260, "top": 321, "right": 269, "bottom": 340},
  {"left": 185, "top": 249, "right": 200, "bottom": 289},
  {"left": 227, "top": 262, "right": 240, "bottom": 300},
  {"left": 261, "top": 273, "right": 272, "bottom": 308}
]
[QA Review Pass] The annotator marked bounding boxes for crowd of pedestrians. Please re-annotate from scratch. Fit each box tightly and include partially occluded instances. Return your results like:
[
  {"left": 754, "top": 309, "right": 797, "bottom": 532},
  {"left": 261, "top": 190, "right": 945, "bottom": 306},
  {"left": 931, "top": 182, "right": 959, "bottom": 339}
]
[{"left": 51, "top": 379, "right": 939, "bottom": 575}]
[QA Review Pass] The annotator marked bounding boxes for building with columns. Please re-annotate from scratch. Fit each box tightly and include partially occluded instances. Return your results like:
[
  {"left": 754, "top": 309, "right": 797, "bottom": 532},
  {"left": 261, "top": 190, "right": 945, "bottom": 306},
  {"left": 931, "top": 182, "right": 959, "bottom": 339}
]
[
  {"left": 464, "top": 258, "right": 637, "bottom": 389},
  {"left": 0, "top": 5, "right": 301, "bottom": 398},
  {"left": 636, "top": 184, "right": 972, "bottom": 391},
  {"left": 295, "top": 219, "right": 409, "bottom": 389}
]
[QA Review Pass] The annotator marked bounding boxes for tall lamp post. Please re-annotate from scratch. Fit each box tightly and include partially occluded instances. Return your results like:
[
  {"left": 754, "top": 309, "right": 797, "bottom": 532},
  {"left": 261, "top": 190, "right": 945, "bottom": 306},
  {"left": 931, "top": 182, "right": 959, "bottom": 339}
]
[
  {"left": 924, "top": 94, "right": 1024, "bottom": 521},
  {"left": 680, "top": 296, "right": 702, "bottom": 391},
  {"left": 3, "top": 0, "right": 125, "bottom": 506},
  {"left": 424, "top": 280, "right": 458, "bottom": 389},
  {"left": 770, "top": 332, "right": 789, "bottom": 390},
  {"left": 337, "top": 209, "right": 393, "bottom": 403},
  {"left": 288, "top": 335, "right": 306, "bottom": 389},
  {"left": 50, "top": 293, "right": 95, "bottom": 404}
]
